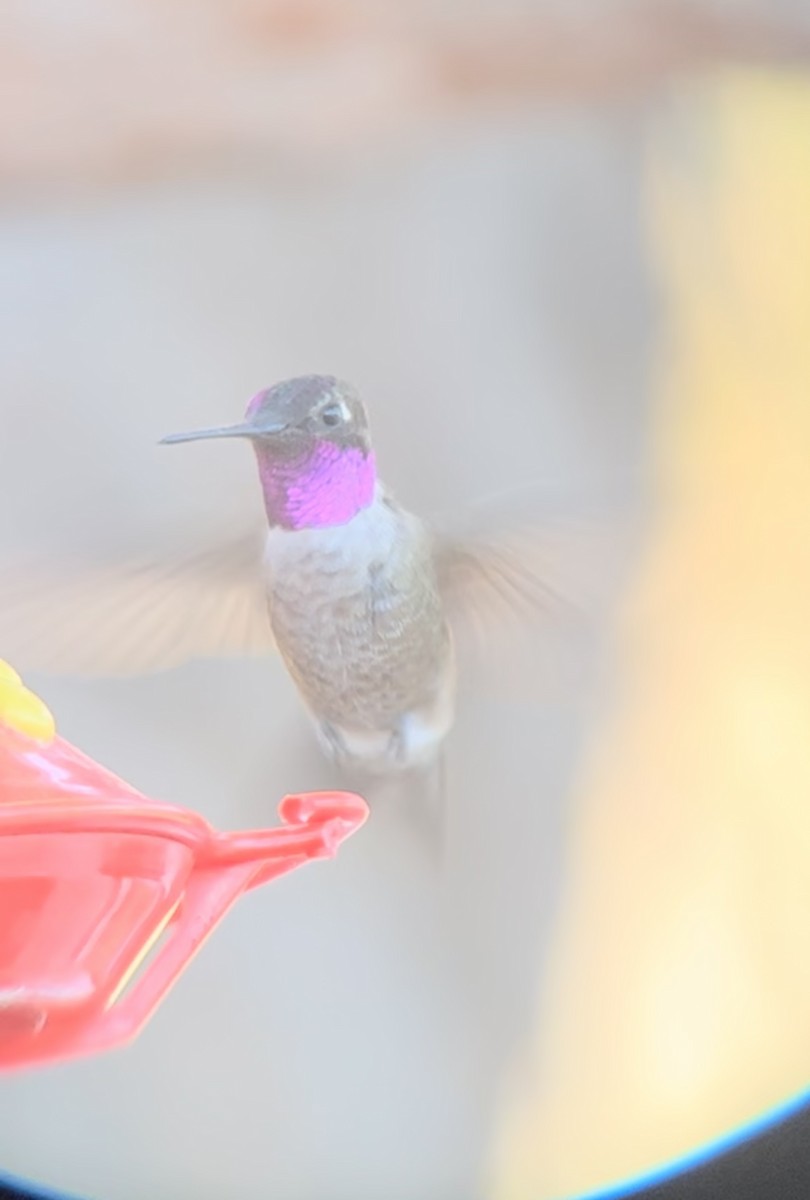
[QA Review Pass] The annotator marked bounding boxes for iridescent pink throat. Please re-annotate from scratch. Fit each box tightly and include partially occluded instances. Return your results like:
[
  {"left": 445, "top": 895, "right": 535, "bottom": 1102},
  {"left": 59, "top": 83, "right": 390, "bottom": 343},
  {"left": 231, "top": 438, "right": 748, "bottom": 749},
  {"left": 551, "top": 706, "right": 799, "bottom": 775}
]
[{"left": 253, "top": 441, "right": 377, "bottom": 530}]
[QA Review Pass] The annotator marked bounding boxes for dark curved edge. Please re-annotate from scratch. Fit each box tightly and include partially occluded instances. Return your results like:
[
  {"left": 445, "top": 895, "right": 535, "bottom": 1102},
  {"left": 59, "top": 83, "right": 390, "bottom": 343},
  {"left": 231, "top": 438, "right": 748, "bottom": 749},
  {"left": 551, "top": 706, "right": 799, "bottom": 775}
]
[
  {"left": 608, "top": 1095, "right": 810, "bottom": 1200},
  {"left": 1, "top": 1097, "right": 809, "bottom": 1199},
  {"left": 0, "top": 1173, "right": 91, "bottom": 1200}
]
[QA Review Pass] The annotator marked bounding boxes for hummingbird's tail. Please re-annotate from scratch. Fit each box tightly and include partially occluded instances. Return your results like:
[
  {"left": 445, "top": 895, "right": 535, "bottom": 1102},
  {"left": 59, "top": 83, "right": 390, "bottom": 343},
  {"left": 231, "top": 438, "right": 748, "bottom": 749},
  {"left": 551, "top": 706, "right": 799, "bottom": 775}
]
[
  {"left": 431, "top": 747, "right": 448, "bottom": 859},
  {"left": 402, "top": 748, "right": 448, "bottom": 866},
  {"left": 347, "top": 753, "right": 447, "bottom": 864}
]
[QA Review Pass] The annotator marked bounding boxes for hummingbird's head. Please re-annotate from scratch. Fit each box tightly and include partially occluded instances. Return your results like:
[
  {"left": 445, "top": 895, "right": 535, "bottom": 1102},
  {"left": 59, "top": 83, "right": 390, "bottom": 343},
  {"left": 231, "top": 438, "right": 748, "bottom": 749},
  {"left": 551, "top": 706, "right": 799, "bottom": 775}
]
[{"left": 161, "top": 376, "right": 377, "bottom": 530}]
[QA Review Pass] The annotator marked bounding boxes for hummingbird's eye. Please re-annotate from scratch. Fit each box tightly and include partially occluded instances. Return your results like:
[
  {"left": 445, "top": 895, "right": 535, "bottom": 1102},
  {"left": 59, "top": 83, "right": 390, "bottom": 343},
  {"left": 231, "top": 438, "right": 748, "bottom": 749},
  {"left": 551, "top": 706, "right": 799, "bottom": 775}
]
[{"left": 320, "top": 403, "right": 347, "bottom": 427}]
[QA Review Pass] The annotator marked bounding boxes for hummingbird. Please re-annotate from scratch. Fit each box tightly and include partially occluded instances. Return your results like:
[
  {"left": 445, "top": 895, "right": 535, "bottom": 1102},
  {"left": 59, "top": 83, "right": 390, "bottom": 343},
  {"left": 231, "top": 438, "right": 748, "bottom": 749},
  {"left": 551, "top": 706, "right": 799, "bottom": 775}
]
[
  {"left": 163, "top": 375, "right": 456, "bottom": 776},
  {"left": 0, "top": 376, "right": 611, "bottom": 785}
]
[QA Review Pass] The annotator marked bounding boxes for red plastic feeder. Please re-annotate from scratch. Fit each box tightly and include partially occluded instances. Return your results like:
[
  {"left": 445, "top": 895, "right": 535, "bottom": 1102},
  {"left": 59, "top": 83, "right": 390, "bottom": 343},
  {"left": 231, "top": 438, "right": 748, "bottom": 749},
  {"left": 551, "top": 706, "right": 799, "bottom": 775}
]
[{"left": 0, "top": 665, "right": 368, "bottom": 1072}]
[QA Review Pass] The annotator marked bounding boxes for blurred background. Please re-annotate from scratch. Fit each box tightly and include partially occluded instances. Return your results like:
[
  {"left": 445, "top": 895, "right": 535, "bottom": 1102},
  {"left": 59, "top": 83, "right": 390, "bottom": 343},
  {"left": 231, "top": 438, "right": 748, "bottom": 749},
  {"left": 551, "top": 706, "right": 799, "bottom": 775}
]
[{"left": 1, "top": 3, "right": 810, "bottom": 1199}]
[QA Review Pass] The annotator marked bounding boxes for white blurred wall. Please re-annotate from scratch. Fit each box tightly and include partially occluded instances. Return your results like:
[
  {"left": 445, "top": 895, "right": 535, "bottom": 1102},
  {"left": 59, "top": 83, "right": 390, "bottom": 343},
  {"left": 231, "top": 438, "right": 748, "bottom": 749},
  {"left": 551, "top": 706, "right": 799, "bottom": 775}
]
[{"left": 12, "top": 3, "right": 808, "bottom": 1196}]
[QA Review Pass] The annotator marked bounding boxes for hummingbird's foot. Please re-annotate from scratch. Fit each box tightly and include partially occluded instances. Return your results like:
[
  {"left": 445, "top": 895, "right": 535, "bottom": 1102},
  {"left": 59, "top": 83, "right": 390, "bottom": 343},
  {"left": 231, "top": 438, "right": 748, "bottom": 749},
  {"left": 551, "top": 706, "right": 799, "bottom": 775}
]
[
  {"left": 316, "top": 720, "right": 349, "bottom": 767},
  {"left": 386, "top": 726, "right": 407, "bottom": 768}
]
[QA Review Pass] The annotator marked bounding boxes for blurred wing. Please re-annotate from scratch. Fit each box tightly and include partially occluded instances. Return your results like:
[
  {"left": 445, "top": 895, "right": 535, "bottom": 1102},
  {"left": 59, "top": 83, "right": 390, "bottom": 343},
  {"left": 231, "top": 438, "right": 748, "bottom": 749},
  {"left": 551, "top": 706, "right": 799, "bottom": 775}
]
[
  {"left": 0, "top": 527, "right": 275, "bottom": 677},
  {"left": 433, "top": 488, "right": 639, "bottom": 702}
]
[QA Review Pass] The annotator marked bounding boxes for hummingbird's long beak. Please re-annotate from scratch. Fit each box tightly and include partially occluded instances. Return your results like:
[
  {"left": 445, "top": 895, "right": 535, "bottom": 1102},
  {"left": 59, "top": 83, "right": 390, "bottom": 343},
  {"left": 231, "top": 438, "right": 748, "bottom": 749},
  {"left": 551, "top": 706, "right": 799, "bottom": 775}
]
[{"left": 159, "top": 419, "right": 286, "bottom": 445}]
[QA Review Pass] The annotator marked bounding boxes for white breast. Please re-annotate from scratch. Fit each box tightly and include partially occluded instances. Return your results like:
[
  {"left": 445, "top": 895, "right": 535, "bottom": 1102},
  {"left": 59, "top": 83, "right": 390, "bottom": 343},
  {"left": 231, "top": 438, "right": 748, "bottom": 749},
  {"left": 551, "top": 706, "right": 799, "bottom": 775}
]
[
  {"left": 261, "top": 487, "right": 456, "bottom": 771},
  {"left": 261, "top": 485, "right": 402, "bottom": 583}
]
